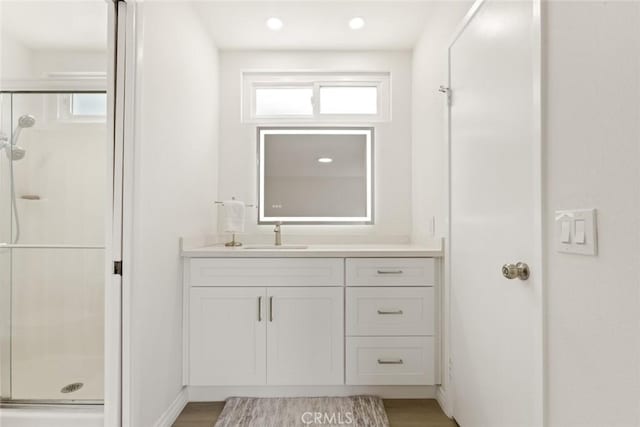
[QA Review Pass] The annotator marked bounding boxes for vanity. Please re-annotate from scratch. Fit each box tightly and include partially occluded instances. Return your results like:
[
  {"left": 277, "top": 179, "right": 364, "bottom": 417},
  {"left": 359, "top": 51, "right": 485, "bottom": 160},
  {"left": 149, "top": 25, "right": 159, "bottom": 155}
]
[{"left": 181, "top": 244, "right": 442, "bottom": 395}]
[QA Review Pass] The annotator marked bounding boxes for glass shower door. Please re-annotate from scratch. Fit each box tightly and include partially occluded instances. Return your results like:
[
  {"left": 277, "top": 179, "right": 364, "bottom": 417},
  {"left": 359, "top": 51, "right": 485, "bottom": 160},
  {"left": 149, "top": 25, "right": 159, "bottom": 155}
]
[
  {"left": 0, "top": 93, "right": 11, "bottom": 401},
  {"left": 0, "top": 92, "right": 106, "bottom": 402}
]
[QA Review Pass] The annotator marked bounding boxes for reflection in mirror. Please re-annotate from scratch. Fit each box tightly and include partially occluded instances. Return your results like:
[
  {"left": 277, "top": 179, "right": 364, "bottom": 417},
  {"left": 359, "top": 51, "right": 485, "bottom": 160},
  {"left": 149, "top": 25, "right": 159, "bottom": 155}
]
[{"left": 258, "top": 128, "right": 373, "bottom": 224}]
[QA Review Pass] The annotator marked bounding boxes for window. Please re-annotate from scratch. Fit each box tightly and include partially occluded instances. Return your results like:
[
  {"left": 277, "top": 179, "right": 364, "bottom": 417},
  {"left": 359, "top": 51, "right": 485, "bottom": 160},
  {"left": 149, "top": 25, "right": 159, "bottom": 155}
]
[
  {"left": 319, "top": 86, "right": 378, "bottom": 115},
  {"left": 56, "top": 93, "right": 107, "bottom": 122},
  {"left": 71, "top": 93, "right": 107, "bottom": 117},
  {"left": 243, "top": 72, "right": 390, "bottom": 122},
  {"left": 255, "top": 87, "right": 313, "bottom": 116}
]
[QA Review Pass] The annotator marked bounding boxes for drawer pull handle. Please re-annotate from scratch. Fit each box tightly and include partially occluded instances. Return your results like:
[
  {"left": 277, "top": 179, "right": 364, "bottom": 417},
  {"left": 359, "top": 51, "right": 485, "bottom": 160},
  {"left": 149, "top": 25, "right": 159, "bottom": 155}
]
[
  {"left": 377, "top": 358, "right": 404, "bottom": 365},
  {"left": 269, "top": 296, "right": 273, "bottom": 322},
  {"left": 258, "top": 296, "right": 262, "bottom": 322},
  {"left": 377, "top": 309, "right": 403, "bottom": 315},
  {"left": 377, "top": 270, "right": 403, "bottom": 275}
]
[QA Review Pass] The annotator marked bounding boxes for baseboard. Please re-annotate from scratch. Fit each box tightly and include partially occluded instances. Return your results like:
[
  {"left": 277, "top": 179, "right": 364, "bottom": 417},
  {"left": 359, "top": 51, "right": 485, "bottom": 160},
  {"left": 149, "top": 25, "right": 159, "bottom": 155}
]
[
  {"left": 187, "top": 385, "right": 436, "bottom": 402},
  {"left": 154, "top": 387, "right": 188, "bottom": 427},
  {"left": 436, "top": 386, "right": 452, "bottom": 418}
]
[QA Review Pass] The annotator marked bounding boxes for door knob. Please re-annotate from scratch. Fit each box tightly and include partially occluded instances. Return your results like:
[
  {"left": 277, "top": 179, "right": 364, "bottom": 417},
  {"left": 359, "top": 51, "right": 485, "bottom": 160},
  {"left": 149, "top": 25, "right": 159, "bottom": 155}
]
[{"left": 502, "top": 262, "right": 530, "bottom": 280}]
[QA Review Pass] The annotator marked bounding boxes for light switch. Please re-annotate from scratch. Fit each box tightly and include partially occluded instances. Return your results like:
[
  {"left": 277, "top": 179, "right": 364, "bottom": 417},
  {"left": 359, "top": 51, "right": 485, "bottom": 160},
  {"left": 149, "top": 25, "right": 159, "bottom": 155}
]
[
  {"left": 560, "top": 221, "right": 571, "bottom": 243},
  {"left": 555, "top": 208, "right": 597, "bottom": 256},
  {"left": 574, "top": 220, "right": 586, "bottom": 244}
]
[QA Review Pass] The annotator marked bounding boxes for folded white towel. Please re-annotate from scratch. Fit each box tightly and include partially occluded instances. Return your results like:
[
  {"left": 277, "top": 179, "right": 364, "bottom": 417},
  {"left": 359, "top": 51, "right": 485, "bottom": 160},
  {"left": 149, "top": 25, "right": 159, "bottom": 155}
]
[{"left": 223, "top": 200, "right": 245, "bottom": 233}]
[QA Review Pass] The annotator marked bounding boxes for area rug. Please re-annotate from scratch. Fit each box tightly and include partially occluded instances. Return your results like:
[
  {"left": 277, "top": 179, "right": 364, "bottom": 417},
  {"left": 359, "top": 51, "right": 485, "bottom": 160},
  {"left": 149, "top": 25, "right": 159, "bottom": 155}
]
[{"left": 214, "top": 395, "right": 390, "bottom": 427}]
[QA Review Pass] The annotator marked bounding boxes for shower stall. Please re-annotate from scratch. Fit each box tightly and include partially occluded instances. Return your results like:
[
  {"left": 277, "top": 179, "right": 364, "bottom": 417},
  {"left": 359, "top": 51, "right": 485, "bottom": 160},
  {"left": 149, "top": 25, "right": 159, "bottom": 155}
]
[{"left": 0, "top": 91, "right": 107, "bottom": 404}]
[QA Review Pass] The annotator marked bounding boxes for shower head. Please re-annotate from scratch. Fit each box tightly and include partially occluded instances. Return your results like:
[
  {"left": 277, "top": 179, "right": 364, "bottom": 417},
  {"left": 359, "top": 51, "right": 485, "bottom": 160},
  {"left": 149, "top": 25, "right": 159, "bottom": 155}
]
[
  {"left": 11, "top": 114, "right": 36, "bottom": 146},
  {"left": 6, "top": 145, "right": 26, "bottom": 161},
  {"left": 18, "top": 114, "right": 36, "bottom": 128}
]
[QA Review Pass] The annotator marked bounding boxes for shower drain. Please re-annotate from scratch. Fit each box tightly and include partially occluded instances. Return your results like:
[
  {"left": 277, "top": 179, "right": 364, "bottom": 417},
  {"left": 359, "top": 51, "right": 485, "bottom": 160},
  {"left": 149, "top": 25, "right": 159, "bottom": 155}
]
[{"left": 60, "top": 382, "right": 84, "bottom": 394}]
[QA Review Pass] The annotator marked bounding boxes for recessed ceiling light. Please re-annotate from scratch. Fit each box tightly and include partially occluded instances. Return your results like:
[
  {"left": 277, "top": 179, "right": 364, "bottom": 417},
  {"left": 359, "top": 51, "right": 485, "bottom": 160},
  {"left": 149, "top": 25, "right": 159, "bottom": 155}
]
[
  {"left": 266, "top": 17, "right": 283, "bottom": 31},
  {"left": 317, "top": 157, "right": 333, "bottom": 163},
  {"left": 349, "top": 17, "right": 365, "bottom": 30}
]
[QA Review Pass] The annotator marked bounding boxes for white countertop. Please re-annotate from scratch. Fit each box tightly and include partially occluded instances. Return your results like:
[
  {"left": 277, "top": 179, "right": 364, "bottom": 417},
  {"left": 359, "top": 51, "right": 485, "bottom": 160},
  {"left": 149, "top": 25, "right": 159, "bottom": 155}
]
[{"left": 181, "top": 243, "right": 443, "bottom": 258}]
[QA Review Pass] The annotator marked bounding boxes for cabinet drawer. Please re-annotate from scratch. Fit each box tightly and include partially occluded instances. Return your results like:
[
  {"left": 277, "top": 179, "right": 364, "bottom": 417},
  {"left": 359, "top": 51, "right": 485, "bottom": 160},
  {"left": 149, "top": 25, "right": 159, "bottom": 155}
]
[
  {"left": 346, "top": 337, "right": 434, "bottom": 385},
  {"left": 189, "top": 258, "right": 343, "bottom": 286},
  {"left": 346, "top": 258, "right": 435, "bottom": 286},
  {"left": 346, "top": 287, "right": 434, "bottom": 336}
]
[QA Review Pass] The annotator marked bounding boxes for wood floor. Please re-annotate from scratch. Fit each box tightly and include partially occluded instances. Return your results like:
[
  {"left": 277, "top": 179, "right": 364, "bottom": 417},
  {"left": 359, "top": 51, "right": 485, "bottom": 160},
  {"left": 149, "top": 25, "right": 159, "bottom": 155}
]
[{"left": 173, "top": 399, "right": 456, "bottom": 427}]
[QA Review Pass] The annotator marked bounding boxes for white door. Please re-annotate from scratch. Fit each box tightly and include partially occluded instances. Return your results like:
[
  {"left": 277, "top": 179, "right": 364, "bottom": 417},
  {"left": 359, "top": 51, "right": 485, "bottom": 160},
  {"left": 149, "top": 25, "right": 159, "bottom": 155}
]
[
  {"left": 267, "top": 287, "right": 344, "bottom": 385},
  {"left": 189, "top": 287, "right": 266, "bottom": 385},
  {"left": 449, "top": 1, "right": 542, "bottom": 426}
]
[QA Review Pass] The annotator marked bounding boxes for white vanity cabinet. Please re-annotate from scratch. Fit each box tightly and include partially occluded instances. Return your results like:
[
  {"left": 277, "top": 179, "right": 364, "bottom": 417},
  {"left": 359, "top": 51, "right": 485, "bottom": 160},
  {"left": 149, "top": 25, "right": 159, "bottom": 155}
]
[
  {"left": 182, "top": 247, "right": 441, "bottom": 392},
  {"left": 185, "top": 258, "right": 344, "bottom": 386}
]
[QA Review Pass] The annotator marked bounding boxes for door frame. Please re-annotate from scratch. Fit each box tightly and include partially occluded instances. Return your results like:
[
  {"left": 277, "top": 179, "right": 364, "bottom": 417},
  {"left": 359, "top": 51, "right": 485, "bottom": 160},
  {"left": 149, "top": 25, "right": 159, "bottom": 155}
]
[
  {"left": 443, "top": 0, "right": 544, "bottom": 423},
  {"left": 106, "top": 1, "right": 138, "bottom": 426},
  {"left": 105, "top": 0, "right": 122, "bottom": 425}
]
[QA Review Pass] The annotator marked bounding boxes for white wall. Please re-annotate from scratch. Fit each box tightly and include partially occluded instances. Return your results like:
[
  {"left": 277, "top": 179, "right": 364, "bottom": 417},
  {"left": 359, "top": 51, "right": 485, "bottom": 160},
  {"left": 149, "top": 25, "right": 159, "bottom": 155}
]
[
  {"left": 543, "top": 2, "right": 640, "bottom": 426},
  {"left": 0, "top": 33, "right": 104, "bottom": 81},
  {"left": 128, "top": 2, "right": 219, "bottom": 426},
  {"left": 411, "top": 2, "right": 470, "bottom": 244},
  {"left": 30, "top": 50, "right": 106, "bottom": 78},
  {"left": 0, "top": 31, "right": 32, "bottom": 80},
  {"left": 218, "top": 50, "right": 412, "bottom": 242}
]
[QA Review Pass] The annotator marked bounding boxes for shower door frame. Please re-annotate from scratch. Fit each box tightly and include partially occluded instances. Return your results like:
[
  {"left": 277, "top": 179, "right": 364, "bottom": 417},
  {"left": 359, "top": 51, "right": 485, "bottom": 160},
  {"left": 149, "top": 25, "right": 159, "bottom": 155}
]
[
  {"left": 0, "top": 1, "right": 128, "bottom": 425},
  {"left": 105, "top": 1, "right": 132, "bottom": 426}
]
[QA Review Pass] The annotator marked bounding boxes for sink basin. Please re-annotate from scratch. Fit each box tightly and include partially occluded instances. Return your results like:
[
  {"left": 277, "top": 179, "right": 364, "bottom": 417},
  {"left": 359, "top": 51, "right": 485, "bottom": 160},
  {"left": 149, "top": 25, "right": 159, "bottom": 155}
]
[{"left": 243, "top": 244, "right": 309, "bottom": 250}]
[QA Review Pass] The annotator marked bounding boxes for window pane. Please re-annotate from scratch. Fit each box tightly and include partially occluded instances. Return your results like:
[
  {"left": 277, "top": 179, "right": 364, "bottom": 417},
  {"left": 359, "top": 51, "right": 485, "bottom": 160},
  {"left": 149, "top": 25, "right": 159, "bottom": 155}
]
[
  {"left": 319, "top": 86, "right": 377, "bottom": 115},
  {"left": 255, "top": 88, "right": 313, "bottom": 116},
  {"left": 71, "top": 93, "right": 107, "bottom": 116}
]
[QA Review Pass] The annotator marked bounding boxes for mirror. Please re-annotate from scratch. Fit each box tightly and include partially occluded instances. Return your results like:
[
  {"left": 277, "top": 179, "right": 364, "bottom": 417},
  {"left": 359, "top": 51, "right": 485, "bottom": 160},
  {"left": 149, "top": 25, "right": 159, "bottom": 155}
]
[{"left": 258, "top": 127, "right": 373, "bottom": 224}]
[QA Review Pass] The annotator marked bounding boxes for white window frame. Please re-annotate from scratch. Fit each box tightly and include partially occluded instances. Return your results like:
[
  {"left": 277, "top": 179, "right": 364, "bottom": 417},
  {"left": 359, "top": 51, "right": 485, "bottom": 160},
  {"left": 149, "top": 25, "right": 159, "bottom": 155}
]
[{"left": 242, "top": 71, "right": 391, "bottom": 123}]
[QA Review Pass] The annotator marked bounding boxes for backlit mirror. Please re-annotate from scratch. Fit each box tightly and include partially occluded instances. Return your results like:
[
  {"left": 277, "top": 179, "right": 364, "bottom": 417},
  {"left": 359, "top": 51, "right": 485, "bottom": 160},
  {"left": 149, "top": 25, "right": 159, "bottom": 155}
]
[{"left": 258, "top": 127, "right": 374, "bottom": 224}]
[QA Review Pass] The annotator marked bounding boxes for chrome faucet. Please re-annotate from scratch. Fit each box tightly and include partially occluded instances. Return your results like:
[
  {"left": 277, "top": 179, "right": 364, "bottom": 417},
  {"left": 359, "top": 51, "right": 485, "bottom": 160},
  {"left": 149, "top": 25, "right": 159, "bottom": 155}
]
[{"left": 274, "top": 222, "right": 282, "bottom": 246}]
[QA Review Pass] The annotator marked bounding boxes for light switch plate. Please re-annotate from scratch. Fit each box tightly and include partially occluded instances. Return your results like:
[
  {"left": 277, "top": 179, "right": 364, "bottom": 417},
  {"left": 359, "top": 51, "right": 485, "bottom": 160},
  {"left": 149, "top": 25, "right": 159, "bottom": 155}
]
[{"left": 555, "top": 209, "right": 597, "bottom": 255}]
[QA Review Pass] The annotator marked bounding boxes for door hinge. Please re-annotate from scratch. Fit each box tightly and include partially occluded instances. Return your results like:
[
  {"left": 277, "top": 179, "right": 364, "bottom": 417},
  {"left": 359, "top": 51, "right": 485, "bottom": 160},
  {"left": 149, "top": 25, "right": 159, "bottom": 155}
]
[
  {"left": 439, "top": 85, "right": 452, "bottom": 106},
  {"left": 113, "top": 261, "right": 123, "bottom": 276}
]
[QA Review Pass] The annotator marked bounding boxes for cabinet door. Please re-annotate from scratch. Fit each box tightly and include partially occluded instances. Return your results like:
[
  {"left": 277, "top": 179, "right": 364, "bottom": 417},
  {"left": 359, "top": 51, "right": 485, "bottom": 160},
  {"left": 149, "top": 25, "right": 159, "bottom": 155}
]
[
  {"left": 267, "top": 287, "right": 344, "bottom": 385},
  {"left": 189, "top": 287, "right": 266, "bottom": 385}
]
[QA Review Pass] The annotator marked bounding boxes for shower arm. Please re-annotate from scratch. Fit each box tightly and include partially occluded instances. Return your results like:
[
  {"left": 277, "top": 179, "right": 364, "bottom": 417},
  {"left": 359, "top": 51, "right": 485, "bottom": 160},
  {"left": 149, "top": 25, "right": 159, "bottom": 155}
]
[{"left": 11, "top": 127, "right": 23, "bottom": 145}]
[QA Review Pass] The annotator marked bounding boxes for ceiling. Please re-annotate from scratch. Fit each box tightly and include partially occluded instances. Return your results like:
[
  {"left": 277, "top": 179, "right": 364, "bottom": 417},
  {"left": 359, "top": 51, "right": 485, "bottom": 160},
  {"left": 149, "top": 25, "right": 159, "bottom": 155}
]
[
  {"left": 0, "top": 0, "right": 107, "bottom": 51},
  {"left": 193, "top": 1, "right": 435, "bottom": 50},
  {"left": 0, "top": 1, "right": 434, "bottom": 52}
]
